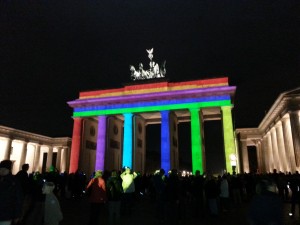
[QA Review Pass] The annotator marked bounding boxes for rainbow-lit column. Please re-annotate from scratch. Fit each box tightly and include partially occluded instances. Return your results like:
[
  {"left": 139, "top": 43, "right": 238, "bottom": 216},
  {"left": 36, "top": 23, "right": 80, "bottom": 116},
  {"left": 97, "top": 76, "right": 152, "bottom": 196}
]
[
  {"left": 122, "top": 113, "right": 133, "bottom": 168},
  {"left": 161, "top": 111, "right": 171, "bottom": 173},
  {"left": 221, "top": 106, "right": 237, "bottom": 174},
  {"left": 190, "top": 108, "right": 203, "bottom": 174},
  {"left": 95, "top": 116, "right": 107, "bottom": 171},
  {"left": 69, "top": 118, "right": 83, "bottom": 173}
]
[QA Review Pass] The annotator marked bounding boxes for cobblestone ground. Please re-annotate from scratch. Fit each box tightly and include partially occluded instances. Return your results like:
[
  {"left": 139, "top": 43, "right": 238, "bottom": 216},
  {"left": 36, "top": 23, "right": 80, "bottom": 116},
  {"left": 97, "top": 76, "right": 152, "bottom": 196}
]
[{"left": 59, "top": 195, "right": 300, "bottom": 225}]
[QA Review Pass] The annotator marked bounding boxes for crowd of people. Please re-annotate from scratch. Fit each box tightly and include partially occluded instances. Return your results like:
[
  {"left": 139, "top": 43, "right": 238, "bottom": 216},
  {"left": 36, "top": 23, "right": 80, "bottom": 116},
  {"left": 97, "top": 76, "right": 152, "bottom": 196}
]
[{"left": 1, "top": 159, "right": 300, "bottom": 225}]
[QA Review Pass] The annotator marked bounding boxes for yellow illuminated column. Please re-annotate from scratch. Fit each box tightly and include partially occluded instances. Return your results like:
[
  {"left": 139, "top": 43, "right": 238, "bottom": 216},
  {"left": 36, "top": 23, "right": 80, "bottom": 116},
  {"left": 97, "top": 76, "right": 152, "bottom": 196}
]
[
  {"left": 3, "top": 138, "right": 12, "bottom": 160},
  {"left": 221, "top": 106, "right": 237, "bottom": 174},
  {"left": 289, "top": 111, "right": 300, "bottom": 167},
  {"left": 282, "top": 115, "right": 297, "bottom": 172},
  {"left": 275, "top": 121, "right": 288, "bottom": 172}
]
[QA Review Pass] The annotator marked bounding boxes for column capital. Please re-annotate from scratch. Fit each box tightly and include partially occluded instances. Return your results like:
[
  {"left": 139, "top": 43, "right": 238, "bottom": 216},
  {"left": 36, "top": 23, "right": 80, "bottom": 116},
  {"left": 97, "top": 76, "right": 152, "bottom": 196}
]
[
  {"left": 221, "top": 105, "right": 233, "bottom": 111},
  {"left": 288, "top": 110, "right": 300, "bottom": 116}
]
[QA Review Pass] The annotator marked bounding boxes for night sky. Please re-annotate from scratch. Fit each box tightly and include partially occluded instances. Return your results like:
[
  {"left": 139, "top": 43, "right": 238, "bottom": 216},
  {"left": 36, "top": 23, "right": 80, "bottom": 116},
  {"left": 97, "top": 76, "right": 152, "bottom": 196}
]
[{"left": 1, "top": 1, "right": 299, "bottom": 169}]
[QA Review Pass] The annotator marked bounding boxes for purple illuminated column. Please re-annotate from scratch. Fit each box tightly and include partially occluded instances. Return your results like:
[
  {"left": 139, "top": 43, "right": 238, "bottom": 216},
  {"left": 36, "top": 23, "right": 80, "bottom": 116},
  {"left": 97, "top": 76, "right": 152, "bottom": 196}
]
[
  {"left": 161, "top": 111, "right": 171, "bottom": 173},
  {"left": 95, "top": 116, "right": 107, "bottom": 171}
]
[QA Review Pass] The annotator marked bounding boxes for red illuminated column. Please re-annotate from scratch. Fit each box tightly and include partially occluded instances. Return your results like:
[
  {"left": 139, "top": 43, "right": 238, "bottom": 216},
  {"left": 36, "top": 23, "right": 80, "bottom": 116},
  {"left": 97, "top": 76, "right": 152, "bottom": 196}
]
[{"left": 69, "top": 118, "right": 83, "bottom": 173}]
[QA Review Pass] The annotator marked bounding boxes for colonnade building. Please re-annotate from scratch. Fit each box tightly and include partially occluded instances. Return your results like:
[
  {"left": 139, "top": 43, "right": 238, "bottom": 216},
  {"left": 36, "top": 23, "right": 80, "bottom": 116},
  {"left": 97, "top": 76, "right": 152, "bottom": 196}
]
[
  {"left": 236, "top": 87, "right": 300, "bottom": 173},
  {"left": 0, "top": 125, "right": 72, "bottom": 175},
  {"left": 68, "top": 77, "right": 237, "bottom": 176}
]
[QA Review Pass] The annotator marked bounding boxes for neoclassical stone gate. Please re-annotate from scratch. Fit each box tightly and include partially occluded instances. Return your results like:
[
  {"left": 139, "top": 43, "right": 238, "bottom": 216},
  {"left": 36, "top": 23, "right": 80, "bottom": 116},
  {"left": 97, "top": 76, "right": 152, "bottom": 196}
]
[{"left": 68, "top": 77, "right": 237, "bottom": 176}]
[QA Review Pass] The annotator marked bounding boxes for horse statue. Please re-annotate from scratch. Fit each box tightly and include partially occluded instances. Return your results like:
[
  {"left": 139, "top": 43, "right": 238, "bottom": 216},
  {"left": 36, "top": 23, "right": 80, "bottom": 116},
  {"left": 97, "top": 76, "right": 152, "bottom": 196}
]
[{"left": 130, "top": 48, "right": 166, "bottom": 80}]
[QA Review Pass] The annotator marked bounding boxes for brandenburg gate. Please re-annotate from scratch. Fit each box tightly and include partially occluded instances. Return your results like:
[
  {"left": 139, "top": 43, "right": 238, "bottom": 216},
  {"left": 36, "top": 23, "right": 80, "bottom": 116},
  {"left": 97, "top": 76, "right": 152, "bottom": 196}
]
[
  {"left": 67, "top": 49, "right": 237, "bottom": 176},
  {"left": 68, "top": 77, "right": 237, "bottom": 175}
]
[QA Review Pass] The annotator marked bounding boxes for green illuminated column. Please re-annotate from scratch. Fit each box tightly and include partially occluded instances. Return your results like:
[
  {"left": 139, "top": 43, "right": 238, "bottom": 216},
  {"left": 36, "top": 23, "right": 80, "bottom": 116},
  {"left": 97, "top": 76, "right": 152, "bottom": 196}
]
[
  {"left": 221, "top": 106, "right": 237, "bottom": 174},
  {"left": 190, "top": 108, "right": 203, "bottom": 174}
]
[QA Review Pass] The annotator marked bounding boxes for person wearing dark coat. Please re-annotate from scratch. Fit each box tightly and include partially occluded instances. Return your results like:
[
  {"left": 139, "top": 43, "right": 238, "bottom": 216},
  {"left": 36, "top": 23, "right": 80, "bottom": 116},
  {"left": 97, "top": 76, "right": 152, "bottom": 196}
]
[
  {"left": 106, "top": 170, "right": 123, "bottom": 225},
  {"left": 0, "top": 160, "right": 23, "bottom": 225},
  {"left": 248, "top": 178, "right": 283, "bottom": 225}
]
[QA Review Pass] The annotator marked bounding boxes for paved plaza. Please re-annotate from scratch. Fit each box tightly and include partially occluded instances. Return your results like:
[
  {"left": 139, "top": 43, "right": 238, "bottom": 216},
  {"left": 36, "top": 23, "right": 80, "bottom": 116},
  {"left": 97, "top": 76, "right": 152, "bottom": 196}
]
[{"left": 59, "top": 195, "right": 299, "bottom": 225}]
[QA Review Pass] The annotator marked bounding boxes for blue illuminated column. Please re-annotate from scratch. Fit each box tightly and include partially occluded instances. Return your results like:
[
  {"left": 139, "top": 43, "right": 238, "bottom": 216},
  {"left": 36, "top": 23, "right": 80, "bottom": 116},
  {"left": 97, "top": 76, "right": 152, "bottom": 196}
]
[
  {"left": 95, "top": 116, "right": 107, "bottom": 171},
  {"left": 190, "top": 108, "right": 203, "bottom": 174},
  {"left": 161, "top": 110, "right": 171, "bottom": 173},
  {"left": 122, "top": 113, "right": 133, "bottom": 168}
]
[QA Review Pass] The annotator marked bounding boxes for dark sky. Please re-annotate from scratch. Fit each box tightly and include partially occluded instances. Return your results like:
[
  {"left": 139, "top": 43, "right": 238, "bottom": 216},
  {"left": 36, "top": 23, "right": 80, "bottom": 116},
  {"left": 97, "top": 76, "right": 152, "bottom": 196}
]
[{"left": 1, "top": 0, "right": 299, "bottom": 138}]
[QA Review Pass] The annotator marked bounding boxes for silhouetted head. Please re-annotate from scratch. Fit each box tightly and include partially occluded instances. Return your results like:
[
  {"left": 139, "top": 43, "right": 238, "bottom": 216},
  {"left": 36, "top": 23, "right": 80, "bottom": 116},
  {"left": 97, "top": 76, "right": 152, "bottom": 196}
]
[{"left": 0, "top": 160, "right": 12, "bottom": 170}]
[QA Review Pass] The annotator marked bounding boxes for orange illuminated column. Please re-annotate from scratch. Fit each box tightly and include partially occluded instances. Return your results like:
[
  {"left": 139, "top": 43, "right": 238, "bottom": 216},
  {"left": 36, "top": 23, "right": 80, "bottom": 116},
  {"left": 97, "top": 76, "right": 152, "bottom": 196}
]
[{"left": 69, "top": 118, "right": 83, "bottom": 173}]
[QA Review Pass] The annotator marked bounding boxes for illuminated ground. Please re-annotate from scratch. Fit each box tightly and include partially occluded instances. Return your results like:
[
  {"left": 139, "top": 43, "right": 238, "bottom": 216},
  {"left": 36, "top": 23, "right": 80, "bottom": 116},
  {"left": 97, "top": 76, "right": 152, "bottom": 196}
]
[{"left": 59, "top": 194, "right": 299, "bottom": 225}]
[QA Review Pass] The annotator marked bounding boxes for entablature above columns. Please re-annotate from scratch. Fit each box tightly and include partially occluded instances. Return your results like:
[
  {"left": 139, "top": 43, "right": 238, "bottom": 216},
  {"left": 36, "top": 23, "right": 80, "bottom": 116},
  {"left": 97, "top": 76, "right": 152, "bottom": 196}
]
[{"left": 0, "top": 125, "right": 72, "bottom": 148}]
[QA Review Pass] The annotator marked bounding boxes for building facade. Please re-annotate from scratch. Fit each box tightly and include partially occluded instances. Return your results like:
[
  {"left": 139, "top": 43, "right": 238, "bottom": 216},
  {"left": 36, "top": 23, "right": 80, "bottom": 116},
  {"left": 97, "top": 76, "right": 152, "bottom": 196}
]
[
  {"left": 0, "top": 125, "right": 72, "bottom": 175},
  {"left": 236, "top": 88, "right": 300, "bottom": 173},
  {"left": 68, "top": 77, "right": 237, "bottom": 176}
]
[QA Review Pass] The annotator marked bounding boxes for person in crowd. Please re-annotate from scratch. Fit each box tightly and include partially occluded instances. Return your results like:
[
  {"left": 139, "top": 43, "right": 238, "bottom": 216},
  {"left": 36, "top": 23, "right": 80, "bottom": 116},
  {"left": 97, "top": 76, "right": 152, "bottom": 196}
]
[
  {"left": 106, "top": 170, "right": 123, "bottom": 225},
  {"left": 152, "top": 169, "right": 167, "bottom": 222},
  {"left": 24, "top": 172, "right": 45, "bottom": 225},
  {"left": 165, "top": 169, "right": 180, "bottom": 224},
  {"left": 0, "top": 160, "right": 23, "bottom": 225},
  {"left": 191, "top": 170, "right": 205, "bottom": 218},
  {"left": 219, "top": 174, "right": 230, "bottom": 213},
  {"left": 231, "top": 172, "right": 242, "bottom": 206},
  {"left": 288, "top": 172, "right": 300, "bottom": 219},
  {"left": 120, "top": 167, "right": 137, "bottom": 215},
  {"left": 248, "top": 178, "right": 283, "bottom": 225},
  {"left": 86, "top": 170, "right": 107, "bottom": 225},
  {"left": 204, "top": 173, "right": 219, "bottom": 217},
  {"left": 15, "top": 163, "right": 31, "bottom": 223},
  {"left": 43, "top": 182, "right": 63, "bottom": 225}
]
